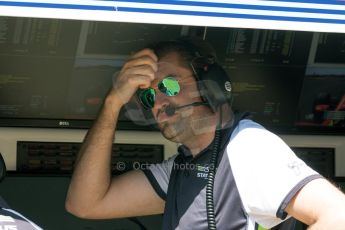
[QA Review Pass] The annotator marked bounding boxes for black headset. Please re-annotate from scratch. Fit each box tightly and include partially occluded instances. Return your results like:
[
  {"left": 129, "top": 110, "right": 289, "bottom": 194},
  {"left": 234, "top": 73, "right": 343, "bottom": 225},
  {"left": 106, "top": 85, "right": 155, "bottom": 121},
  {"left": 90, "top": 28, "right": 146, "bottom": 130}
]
[
  {"left": 0, "top": 153, "right": 6, "bottom": 182},
  {"left": 177, "top": 38, "right": 233, "bottom": 112}
]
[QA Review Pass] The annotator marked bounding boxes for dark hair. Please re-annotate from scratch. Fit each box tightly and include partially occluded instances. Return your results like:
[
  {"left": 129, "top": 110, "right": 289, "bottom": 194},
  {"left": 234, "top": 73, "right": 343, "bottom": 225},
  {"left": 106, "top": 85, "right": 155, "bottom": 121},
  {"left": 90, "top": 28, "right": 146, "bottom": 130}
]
[{"left": 148, "top": 37, "right": 218, "bottom": 71}]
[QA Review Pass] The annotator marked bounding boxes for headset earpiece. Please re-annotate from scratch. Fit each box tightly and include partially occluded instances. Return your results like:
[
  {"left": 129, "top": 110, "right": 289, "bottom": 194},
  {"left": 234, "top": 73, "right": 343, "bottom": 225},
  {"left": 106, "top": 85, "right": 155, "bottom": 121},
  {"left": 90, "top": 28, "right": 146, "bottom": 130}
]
[
  {"left": 189, "top": 47, "right": 233, "bottom": 112},
  {"left": 195, "top": 62, "right": 232, "bottom": 112}
]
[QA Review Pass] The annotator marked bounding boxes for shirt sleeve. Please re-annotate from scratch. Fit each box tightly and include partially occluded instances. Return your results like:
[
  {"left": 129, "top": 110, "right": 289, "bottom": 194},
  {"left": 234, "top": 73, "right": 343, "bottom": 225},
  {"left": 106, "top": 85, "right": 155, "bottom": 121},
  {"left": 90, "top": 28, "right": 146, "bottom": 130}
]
[
  {"left": 142, "top": 154, "right": 177, "bottom": 201},
  {"left": 227, "top": 120, "right": 322, "bottom": 229},
  {"left": 0, "top": 208, "right": 43, "bottom": 230}
]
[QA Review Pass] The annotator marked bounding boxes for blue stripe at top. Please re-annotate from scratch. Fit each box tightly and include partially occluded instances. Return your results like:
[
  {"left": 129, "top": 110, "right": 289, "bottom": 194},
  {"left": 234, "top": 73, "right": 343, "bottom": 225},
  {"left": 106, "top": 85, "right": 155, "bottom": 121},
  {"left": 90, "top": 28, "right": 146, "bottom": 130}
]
[
  {"left": 0, "top": 1, "right": 115, "bottom": 10},
  {"left": 1, "top": 0, "right": 345, "bottom": 23},
  {"left": 97, "top": 0, "right": 345, "bottom": 15},
  {"left": 98, "top": 0, "right": 345, "bottom": 6},
  {"left": 118, "top": 7, "right": 345, "bottom": 24},
  {"left": 261, "top": 0, "right": 345, "bottom": 5},
  {"left": 1, "top": 0, "right": 345, "bottom": 15}
]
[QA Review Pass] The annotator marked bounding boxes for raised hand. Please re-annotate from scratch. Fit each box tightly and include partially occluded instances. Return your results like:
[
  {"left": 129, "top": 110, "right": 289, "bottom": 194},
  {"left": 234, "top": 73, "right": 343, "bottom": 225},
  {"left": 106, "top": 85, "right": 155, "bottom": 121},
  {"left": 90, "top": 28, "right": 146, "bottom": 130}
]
[{"left": 109, "top": 49, "right": 158, "bottom": 108}]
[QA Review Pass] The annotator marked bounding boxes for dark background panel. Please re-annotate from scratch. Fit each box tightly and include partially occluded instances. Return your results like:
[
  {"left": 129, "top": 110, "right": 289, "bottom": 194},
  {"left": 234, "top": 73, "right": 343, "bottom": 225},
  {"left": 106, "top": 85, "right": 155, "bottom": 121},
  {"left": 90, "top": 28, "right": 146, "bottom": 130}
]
[{"left": 0, "top": 176, "right": 162, "bottom": 230}]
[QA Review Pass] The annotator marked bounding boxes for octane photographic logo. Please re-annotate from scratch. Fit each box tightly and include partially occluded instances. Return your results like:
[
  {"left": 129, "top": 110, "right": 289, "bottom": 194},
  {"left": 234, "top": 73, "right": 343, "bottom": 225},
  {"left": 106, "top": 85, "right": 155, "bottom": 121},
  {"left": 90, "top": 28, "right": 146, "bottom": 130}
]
[{"left": 0, "top": 215, "right": 17, "bottom": 230}]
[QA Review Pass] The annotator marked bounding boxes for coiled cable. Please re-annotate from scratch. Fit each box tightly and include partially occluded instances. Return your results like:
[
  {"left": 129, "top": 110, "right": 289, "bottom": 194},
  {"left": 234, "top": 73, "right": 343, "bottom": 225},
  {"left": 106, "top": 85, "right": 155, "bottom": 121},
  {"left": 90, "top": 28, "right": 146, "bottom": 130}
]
[
  {"left": 206, "top": 107, "right": 223, "bottom": 230},
  {"left": 206, "top": 129, "right": 221, "bottom": 230}
]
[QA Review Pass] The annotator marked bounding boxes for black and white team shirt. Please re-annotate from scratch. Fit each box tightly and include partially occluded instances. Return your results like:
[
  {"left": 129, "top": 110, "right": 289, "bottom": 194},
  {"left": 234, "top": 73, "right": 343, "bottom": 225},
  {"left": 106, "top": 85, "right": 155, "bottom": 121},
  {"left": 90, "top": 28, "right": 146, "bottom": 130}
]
[
  {"left": 143, "top": 119, "right": 322, "bottom": 230},
  {"left": 0, "top": 197, "right": 42, "bottom": 230},
  {"left": 0, "top": 208, "right": 43, "bottom": 230}
]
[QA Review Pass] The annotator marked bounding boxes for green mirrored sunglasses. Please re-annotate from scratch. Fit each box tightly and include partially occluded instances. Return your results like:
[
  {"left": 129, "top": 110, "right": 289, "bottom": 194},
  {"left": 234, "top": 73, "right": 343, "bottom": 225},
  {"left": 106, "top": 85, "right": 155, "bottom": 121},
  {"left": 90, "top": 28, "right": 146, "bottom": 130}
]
[{"left": 138, "top": 76, "right": 181, "bottom": 109}]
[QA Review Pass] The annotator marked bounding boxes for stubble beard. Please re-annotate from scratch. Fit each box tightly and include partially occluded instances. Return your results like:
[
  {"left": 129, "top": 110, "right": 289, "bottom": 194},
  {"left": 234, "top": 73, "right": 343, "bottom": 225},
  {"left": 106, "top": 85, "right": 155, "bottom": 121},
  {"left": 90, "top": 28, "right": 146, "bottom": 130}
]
[
  {"left": 159, "top": 114, "right": 213, "bottom": 143},
  {"left": 158, "top": 115, "right": 191, "bottom": 143}
]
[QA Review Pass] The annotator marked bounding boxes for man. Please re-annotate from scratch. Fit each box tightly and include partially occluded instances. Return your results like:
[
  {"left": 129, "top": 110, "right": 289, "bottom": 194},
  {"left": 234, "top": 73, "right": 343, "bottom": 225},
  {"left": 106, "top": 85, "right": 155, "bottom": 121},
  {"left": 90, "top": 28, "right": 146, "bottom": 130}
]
[{"left": 66, "top": 38, "right": 345, "bottom": 229}]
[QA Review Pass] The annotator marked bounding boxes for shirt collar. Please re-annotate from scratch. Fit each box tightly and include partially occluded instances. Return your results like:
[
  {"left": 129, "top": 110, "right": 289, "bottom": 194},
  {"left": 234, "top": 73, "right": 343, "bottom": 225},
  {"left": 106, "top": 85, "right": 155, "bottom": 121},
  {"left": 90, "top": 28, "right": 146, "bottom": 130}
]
[{"left": 177, "top": 123, "right": 234, "bottom": 163}]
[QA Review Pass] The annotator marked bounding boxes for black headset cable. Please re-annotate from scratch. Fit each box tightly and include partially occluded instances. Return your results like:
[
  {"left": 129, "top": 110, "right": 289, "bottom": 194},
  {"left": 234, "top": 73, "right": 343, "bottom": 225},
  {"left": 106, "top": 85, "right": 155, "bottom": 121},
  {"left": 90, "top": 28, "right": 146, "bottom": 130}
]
[{"left": 206, "top": 107, "right": 223, "bottom": 230}]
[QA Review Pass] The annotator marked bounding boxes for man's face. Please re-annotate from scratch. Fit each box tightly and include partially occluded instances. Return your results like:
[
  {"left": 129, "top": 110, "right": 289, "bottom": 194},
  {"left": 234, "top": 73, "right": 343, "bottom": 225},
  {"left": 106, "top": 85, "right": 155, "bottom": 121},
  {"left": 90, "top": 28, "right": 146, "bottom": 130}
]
[{"left": 150, "top": 52, "right": 212, "bottom": 143}]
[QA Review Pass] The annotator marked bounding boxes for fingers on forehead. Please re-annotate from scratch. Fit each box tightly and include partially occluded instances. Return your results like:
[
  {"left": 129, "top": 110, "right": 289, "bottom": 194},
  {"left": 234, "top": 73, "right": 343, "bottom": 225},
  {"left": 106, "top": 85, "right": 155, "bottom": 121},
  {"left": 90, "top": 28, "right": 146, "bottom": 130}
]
[
  {"left": 132, "top": 48, "right": 157, "bottom": 61},
  {"left": 125, "top": 55, "right": 158, "bottom": 72}
]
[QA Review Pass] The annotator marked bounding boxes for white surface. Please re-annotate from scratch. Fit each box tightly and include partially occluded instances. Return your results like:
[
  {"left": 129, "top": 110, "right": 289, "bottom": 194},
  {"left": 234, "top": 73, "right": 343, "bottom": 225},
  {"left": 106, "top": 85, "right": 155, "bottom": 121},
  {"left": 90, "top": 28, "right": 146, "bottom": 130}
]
[{"left": 0, "top": 127, "right": 344, "bottom": 176}]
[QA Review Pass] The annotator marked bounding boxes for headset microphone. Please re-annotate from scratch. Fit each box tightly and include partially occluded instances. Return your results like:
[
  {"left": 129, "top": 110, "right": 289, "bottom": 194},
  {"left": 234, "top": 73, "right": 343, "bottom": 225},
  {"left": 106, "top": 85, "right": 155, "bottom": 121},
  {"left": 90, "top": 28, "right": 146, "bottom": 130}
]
[{"left": 165, "top": 102, "right": 207, "bottom": 116}]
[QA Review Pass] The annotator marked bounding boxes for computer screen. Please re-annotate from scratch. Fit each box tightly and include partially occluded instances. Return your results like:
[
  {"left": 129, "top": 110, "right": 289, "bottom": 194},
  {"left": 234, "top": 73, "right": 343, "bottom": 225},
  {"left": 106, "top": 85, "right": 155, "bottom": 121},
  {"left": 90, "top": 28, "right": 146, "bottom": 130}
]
[
  {"left": 205, "top": 28, "right": 345, "bottom": 134},
  {"left": 295, "top": 33, "right": 345, "bottom": 133},
  {"left": 0, "top": 17, "right": 196, "bottom": 130},
  {"left": 0, "top": 17, "right": 344, "bottom": 134}
]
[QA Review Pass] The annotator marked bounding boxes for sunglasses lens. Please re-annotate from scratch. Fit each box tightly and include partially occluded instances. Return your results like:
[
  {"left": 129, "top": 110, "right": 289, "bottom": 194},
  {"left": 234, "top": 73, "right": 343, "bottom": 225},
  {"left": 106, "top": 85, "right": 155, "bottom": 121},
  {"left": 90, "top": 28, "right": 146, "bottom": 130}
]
[
  {"left": 138, "top": 77, "right": 180, "bottom": 109},
  {"left": 139, "top": 88, "right": 155, "bottom": 109},
  {"left": 158, "top": 77, "right": 180, "bottom": 96}
]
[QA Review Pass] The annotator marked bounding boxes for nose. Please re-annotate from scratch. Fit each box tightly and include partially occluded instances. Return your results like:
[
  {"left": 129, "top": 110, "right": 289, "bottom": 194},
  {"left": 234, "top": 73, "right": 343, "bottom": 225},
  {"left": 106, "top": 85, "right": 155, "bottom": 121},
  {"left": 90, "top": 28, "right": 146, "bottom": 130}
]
[{"left": 153, "top": 89, "right": 170, "bottom": 110}]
